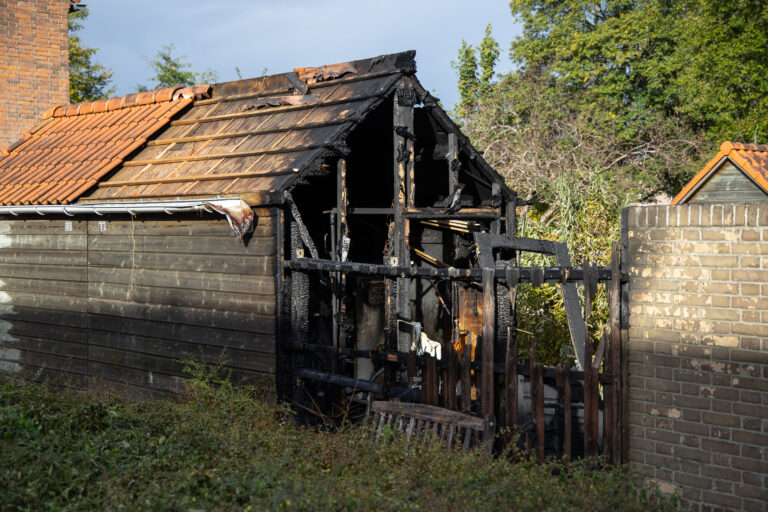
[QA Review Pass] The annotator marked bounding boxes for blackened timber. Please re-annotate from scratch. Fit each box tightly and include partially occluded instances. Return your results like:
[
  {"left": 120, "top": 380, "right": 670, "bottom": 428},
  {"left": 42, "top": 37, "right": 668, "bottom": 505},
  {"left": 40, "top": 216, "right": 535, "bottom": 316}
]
[
  {"left": 289, "top": 341, "right": 614, "bottom": 383},
  {"left": 447, "top": 132, "right": 459, "bottom": 195},
  {"left": 297, "top": 368, "right": 417, "bottom": 401},
  {"left": 393, "top": 82, "right": 414, "bottom": 353},
  {"left": 405, "top": 208, "right": 500, "bottom": 219},
  {"left": 505, "top": 326, "right": 518, "bottom": 428},
  {"left": 284, "top": 258, "right": 613, "bottom": 282},
  {"left": 481, "top": 268, "right": 495, "bottom": 417}
]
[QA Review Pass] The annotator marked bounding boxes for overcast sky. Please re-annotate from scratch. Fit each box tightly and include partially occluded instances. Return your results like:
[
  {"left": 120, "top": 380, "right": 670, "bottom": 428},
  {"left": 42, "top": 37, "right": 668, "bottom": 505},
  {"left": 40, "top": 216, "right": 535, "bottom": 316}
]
[{"left": 78, "top": 0, "right": 521, "bottom": 110}]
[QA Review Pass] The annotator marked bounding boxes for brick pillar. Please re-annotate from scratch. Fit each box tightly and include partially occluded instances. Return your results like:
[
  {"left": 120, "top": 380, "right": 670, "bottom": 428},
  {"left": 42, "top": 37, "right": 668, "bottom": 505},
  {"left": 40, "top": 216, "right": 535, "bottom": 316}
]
[
  {"left": 625, "top": 203, "right": 768, "bottom": 511},
  {"left": 0, "top": 0, "right": 71, "bottom": 149}
]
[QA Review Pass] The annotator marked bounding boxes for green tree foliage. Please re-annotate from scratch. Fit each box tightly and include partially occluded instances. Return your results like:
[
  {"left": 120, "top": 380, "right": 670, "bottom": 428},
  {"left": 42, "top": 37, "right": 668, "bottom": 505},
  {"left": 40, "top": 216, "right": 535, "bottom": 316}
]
[
  {"left": 454, "top": 40, "right": 478, "bottom": 117},
  {"left": 451, "top": 1, "right": 768, "bottom": 363},
  {"left": 68, "top": 8, "right": 115, "bottom": 103},
  {"left": 136, "top": 44, "right": 218, "bottom": 92},
  {"left": 478, "top": 25, "right": 500, "bottom": 96}
]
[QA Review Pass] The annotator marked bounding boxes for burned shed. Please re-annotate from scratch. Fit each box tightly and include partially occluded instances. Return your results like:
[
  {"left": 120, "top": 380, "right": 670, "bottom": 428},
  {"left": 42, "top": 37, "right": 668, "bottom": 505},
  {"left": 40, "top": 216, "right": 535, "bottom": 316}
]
[{"left": 0, "top": 51, "right": 591, "bottom": 410}]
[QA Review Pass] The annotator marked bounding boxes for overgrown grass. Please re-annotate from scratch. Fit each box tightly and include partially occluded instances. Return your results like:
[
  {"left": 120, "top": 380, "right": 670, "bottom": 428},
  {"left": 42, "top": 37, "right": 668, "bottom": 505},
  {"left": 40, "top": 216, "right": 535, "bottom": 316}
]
[{"left": 1, "top": 373, "right": 682, "bottom": 511}]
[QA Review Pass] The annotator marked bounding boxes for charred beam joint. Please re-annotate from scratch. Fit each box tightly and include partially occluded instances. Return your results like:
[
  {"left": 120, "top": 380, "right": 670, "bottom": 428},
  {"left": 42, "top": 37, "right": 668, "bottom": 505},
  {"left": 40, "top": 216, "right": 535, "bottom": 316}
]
[
  {"left": 394, "top": 125, "right": 416, "bottom": 140},
  {"left": 395, "top": 87, "right": 417, "bottom": 107}
]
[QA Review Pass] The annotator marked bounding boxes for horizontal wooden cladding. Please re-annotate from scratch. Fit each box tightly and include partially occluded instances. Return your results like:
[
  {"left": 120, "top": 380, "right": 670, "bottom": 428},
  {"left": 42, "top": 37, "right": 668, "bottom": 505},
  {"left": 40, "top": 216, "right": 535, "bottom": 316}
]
[
  {"left": 89, "top": 336, "right": 274, "bottom": 375},
  {"left": 0, "top": 276, "right": 86, "bottom": 297},
  {"left": 88, "top": 234, "right": 275, "bottom": 256},
  {"left": 89, "top": 283, "right": 274, "bottom": 315},
  {"left": 88, "top": 267, "right": 275, "bottom": 296},
  {"left": 88, "top": 298, "right": 275, "bottom": 335},
  {"left": 88, "top": 251, "right": 273, "bottom": 276},
  {"left": 84, "top": 216, "right": 274, "bottom": 237},
  {"left": 88, "top": 314, "right": 274, "bottom": 352},
  {"left": 0, "top": 213, "right": 279, "bottom": 392}
]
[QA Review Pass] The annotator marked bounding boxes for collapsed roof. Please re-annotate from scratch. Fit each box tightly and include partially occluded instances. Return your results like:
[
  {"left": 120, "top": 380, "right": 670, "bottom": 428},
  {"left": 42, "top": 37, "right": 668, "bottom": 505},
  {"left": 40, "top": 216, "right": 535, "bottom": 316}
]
[{"left": 0, "top": 51, "right": 507, "bottom": 207}]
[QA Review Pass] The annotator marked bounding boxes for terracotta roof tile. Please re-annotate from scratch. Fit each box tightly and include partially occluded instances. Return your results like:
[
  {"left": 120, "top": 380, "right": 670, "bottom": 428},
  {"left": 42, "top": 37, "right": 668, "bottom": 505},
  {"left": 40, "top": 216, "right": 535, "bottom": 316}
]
[
  {"left": 0, "top": 85, "right": 211, "bottom": 205},
  {"left": 672, "top": 141, "right": 768, "bottom": 204}
]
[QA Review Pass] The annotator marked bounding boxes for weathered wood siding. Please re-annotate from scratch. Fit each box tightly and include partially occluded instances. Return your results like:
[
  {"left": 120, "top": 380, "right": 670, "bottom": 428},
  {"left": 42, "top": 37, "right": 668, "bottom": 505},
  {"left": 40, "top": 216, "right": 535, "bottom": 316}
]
[
  {"left": 687, "top": 161, "right": 768, "bottom": 203},
  {"left": 0, "top": 210, "right": 277, "bottom": 396}
]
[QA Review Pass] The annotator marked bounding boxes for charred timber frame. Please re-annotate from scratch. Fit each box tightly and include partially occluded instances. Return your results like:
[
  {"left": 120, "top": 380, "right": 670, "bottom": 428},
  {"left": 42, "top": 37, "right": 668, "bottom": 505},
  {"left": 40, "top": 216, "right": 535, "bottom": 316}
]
[
  {"left": 390, "top": 80, "right": 417, "bottom": 353},
  {"left": 283, "top": 258, "right": 614, "bottom": 282}
]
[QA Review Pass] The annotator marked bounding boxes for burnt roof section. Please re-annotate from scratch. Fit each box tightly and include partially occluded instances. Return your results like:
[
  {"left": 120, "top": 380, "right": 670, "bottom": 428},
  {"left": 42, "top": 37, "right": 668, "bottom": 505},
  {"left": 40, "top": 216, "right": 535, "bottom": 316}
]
[{"left": 84, "top": 51, "right": 418, "bottom": 204}]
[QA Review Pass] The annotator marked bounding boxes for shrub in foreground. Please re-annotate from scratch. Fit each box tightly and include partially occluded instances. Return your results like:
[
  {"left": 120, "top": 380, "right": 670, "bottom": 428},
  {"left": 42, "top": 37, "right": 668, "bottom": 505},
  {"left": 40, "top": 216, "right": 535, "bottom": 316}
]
[{"left": 0, "top": 377, "right": 682, "bottom": 511}]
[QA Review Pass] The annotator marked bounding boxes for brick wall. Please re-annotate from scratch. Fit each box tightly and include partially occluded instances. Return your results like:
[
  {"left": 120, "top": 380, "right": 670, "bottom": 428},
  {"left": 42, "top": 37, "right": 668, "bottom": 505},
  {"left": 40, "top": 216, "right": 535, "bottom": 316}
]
[
  {"left": 625, "top": 203, "right": 768, "bottom": 511},
  {"left": 0, "top": 0, "right": 70, "bottom": 149}
]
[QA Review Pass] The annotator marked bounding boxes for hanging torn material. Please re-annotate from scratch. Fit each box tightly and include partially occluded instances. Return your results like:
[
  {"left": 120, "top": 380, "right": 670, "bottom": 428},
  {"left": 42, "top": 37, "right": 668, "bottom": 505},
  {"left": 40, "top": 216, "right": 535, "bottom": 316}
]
[
  {"left": 203, "top": 199, "right": 254, "bottom": 241},
  {"left": 239, "top": 94, "right": 318, "bottom": 112},
  {"left": 294, "top": 62, "right": 357, "bottom": 85}
]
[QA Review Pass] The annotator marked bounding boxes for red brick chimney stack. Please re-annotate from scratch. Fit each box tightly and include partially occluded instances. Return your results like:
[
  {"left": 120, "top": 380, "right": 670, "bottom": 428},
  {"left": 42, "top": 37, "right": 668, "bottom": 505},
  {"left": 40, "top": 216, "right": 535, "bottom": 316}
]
[{"left": 0, "top": 0, "right": 73, "bottom": 149}]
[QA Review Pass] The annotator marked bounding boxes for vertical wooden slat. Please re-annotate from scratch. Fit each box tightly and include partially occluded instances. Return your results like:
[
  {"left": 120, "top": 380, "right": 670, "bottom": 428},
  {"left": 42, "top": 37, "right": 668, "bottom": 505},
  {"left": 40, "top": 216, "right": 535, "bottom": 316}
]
[
  {"left": 557, "top": 363, "right": 572, "bottom": 463},
  {"left": 530, "top": 335, "right": 545, "bottom": 463},
  {"left": 425, "top": 354, "right": 438, "bottom": 406},
  {"left": 446, "top": 348, "right": 458, "bottom": 410},
  {"left": 406, "top": 350, "right": 417, "bottom": 387},
  {"left": 607, "top": 241, "right": 622, "bottom": 464},
  {"left": 481, "top": 268, "right": 495, "bottom": 417},
  {"left": 505, "top": 326, "right": 518, "bottom": 428},
  {"left": 460, "top": 338, "right": 471, "bottom": 413}
]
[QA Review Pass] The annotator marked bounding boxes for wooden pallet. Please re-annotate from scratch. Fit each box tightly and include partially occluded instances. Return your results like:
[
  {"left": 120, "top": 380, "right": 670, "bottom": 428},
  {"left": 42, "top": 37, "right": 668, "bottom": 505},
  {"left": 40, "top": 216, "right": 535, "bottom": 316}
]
[{"left": 368, "top": 400, "right": 495, "bottom": 454}]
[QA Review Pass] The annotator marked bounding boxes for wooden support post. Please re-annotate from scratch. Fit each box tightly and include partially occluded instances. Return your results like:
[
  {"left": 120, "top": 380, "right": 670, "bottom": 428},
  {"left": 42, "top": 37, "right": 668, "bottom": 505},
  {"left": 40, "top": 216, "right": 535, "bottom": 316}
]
[
  {"left": 392, "top": 83, "right": 415, "bottom": 353},
  {"left": 505, "top": 326, "right": 518, "bottom": 428},
  {"left": 447, "top": 132, "right": 459, "bottom": 195},
  {"left": 445, "top": 348, "right": 458, "bottom": 410},
  {"left": 424, "top": 355, "right": 438, "bottom": 406},
  {"left": 505, "top": 192, "right": 517, "bottom": 239},
  {"left": 530, "top": 335, "right": 545, "bottom": 463},
  {"left": 556, "top": 363, "right": 572, "bottom": 463},
  {"left": 481, "top": 268, "right": 495, "bottom": 417},
  {"left": 407, "top": 350, "right": 417, "bottom": 387},
  {"left": 460, "top": 340, "right": 471, "bottom": 413}
]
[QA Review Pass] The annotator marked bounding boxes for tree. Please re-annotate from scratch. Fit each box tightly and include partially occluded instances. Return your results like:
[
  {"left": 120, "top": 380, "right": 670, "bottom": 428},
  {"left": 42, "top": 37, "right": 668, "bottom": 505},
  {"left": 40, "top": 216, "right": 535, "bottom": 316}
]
[
  {"left": 68, "top": 8, "right": 115, "bottom": 103},
  {"left": 136, "top": 45, "right": 218, "bottom": 91}
]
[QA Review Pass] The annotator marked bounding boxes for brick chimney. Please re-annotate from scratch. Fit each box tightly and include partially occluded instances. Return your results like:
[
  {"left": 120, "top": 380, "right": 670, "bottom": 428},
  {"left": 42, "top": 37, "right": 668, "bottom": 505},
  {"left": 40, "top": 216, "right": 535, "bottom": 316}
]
[{"left": 0, "top": 0, "right": 72, "bottom": 149}]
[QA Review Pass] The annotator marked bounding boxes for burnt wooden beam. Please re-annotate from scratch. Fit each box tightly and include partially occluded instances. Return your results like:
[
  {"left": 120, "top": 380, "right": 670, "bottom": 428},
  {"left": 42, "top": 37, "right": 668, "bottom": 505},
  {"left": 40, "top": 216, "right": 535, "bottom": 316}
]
[
  {"left": 283, "top": 258, "right": 613, "bottom": 282},
  {"left": 481, "top": 268, "right": 495, "bottom": 417},
  {"left": 297, "top": 368, "right": 418, "bottom": 401},
  {"left": 392, "top": 82, "right": 416, "bottom": 353},
  {"left": 405, "top": 207, "right": 500, "bottom": 220},
  {"left": 447, "top": 132, "right": 459, "bottom": 195}
]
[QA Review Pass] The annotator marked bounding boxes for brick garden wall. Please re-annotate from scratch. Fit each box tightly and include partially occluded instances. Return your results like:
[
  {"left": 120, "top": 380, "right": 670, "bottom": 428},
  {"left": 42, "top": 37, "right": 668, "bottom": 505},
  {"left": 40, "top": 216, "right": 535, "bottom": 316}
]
[
  {"left": 0, "top": 0, "right": 70, "bottom": 149},
  {"left": 625, "top": 203, "right": 768, "bottom": 511}
]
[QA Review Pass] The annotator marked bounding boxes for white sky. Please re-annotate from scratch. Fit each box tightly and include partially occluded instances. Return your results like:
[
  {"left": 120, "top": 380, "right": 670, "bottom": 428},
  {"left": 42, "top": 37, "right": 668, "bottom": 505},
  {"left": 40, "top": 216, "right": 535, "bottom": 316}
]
[{"left": 78, "top": 0, "right": 521, "bottom": 110}]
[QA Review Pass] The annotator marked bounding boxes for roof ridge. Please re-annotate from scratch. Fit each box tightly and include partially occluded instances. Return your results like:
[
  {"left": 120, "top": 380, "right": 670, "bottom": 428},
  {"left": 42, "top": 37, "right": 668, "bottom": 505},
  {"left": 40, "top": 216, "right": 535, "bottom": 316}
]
[
  {"left": 727, "top": 141, "right": 768, "bottom": 152},
  {"left": 43, "top": 84, "right": 212, "bottom": 119}
]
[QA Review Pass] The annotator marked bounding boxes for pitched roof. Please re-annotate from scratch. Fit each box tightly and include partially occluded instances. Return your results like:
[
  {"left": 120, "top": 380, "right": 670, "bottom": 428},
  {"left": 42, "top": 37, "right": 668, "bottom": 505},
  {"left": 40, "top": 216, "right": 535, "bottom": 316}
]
[
  {"left": 672, "top": 141, "right": 768, "bottom": 204},
  {"left": 0, "top": 51, "right": 496, "bottom": 207},
  {"left": 0, "top": 85, "right": 210, "bottom": 205},
  {"left": 84, "top": 52, "right": 415, "bottom": 204}
]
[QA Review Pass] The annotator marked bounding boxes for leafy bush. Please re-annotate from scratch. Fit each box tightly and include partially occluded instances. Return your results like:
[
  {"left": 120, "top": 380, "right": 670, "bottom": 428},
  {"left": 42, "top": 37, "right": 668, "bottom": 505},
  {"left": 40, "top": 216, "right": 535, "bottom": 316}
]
[{"left": 0, "top": 376, "right": 684, "bottom": 511}]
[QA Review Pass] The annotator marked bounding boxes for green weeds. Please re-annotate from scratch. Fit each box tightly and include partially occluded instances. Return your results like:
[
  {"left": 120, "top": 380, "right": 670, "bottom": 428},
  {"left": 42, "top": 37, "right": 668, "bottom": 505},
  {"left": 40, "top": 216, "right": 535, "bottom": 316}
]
[{"left": 0, "top": 376, "right": 683, "bottom": 511}]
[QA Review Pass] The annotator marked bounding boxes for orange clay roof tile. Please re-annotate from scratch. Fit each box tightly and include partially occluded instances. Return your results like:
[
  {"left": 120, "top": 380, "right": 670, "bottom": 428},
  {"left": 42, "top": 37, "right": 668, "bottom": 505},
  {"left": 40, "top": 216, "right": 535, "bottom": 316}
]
[
  {"left": 672, "top": 141, "right": 768, "bottom": 204},
  {"left": 0, "top": 84, "right": 211, "bottom": 205}
]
